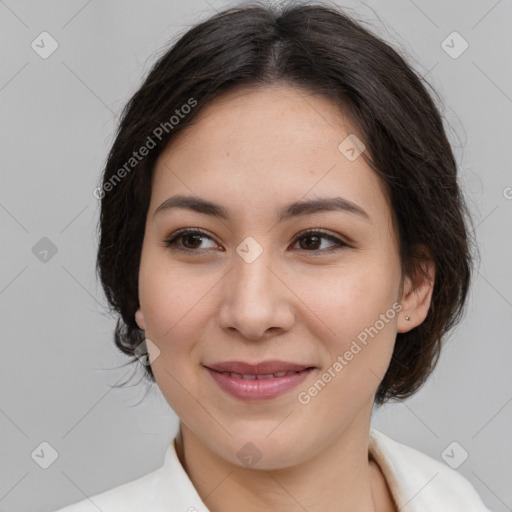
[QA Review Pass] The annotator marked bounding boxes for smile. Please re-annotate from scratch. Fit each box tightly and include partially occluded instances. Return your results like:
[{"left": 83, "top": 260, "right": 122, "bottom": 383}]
[{"left": 205, "top": 366, "right": 315, "bottom": 401}]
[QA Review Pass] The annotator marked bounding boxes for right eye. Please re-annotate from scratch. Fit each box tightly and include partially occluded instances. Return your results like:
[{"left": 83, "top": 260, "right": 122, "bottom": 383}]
[{"left": 163, "top": 228, "right": 218, "bottom": 254}]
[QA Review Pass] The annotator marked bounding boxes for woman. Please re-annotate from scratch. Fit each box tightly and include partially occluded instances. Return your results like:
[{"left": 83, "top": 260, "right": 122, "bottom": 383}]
[{"left": 55, "top": 1, "right": 490, "bottom": 510}]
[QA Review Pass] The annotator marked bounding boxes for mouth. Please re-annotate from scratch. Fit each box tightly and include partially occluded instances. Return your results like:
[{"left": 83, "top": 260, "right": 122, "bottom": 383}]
[
  {"left": 211, "top": 369, "right": 312, "bottom": 380},
  {"left": 203, "top": 360, "right": 316, "bottom": 401},
  {"left": 204, "top": 360, "right": 315, "bottom": 375}
]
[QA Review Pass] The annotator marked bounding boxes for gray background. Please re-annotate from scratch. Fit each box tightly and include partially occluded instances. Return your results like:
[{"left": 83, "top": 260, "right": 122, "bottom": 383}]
[{"left": 1, "top": 0, "right": 511, "bottom": 511}]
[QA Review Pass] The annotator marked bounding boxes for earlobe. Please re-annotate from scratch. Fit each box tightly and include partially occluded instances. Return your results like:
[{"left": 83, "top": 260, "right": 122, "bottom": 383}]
[
  {"left": 397, "top": 251, "right": 435, "bottom": 333},
  {"left": 135, "top": 307, "right": 146, "bottom": 331}
]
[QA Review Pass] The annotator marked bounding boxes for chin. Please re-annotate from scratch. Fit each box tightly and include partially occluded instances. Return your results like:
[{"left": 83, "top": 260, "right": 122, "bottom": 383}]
[{"left": 215, "top": 433, "right": 307, "bottom": 471}]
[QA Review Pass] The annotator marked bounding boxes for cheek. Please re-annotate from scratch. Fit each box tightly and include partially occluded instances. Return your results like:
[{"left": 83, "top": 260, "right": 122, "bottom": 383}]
[
  {"left": 139, "top": 255, "right": 213, "bottom": 341},
  {"left": 139, "top": 263, "right": 211, "bottom": 422},
  {"left": 137, "top": 262, "right": 213, "bottom": 414},
  {"left": 294, "top": 256, "right": 400, "bottom": 333},
  {"left": 295, "top": 277, "right": 399, "bottom": 420},
  {"left": 296, "top": 258, "right": 400, "bottom": 392}
]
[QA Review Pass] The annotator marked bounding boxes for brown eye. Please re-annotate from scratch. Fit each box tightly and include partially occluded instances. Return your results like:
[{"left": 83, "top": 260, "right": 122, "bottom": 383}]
[
  {"left": 181, "top": 233, "right": 204, "bottom": 249},
  {"left": 164, "top": 229, "right": 217, "bottom": 253},
  {"left": 292, "top": 230, "right": 348, "bottom": 253},
  {"left": 163, "top": 228, "right": 348, "bottom": 255}
]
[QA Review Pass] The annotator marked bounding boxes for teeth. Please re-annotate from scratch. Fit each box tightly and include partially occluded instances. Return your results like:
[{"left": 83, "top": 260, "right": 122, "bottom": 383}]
[{"left": 221, "top": 370, "right": 302, "bottom": 379}]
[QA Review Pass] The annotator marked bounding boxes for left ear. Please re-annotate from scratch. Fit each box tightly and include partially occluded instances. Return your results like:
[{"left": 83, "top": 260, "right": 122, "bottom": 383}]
[{"left": 397, "top": 244, "right": 436, "bottom": 333}]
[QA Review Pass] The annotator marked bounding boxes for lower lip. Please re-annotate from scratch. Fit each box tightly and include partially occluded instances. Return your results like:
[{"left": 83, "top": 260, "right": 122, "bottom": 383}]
[{"left": 205, "top": 367, "right": 314, "bottom": 401}]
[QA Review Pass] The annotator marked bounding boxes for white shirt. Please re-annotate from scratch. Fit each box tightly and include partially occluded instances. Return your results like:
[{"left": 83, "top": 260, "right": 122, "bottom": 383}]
[{"left": 53, "top": 428, "right": 491, "bottom": 511}]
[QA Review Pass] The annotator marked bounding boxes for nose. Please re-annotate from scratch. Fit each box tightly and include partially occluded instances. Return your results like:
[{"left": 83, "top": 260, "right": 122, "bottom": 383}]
[{"left": 217, "top": 248, "right": 295, "bottom": 340}]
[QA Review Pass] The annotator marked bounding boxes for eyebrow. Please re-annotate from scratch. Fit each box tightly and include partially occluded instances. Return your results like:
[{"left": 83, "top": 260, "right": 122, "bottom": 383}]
[{"left": 153, "top": 194, "right": 371, "bottom": 223}]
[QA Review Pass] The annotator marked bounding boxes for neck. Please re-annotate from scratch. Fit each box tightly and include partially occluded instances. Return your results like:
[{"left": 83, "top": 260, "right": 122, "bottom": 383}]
[{"left": 174, "top": 409, "right": 388, "bottom": 512}]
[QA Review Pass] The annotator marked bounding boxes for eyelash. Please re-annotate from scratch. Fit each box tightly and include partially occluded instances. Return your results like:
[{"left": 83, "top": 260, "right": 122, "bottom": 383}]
[{"left": 163, "top": 228, "right": 349, "bottom": 255}]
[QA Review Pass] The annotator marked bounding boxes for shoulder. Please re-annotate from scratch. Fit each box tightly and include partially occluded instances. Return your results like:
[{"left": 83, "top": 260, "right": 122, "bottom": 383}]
[
  {"left": 369, "top": 428, "right": 491, "bottom": 512},
  {"left": 51, "top": 466, "right": 164, "bottom": 512},
  {"left": 50, "top": 440, "right": 210, "bottom": 512}
]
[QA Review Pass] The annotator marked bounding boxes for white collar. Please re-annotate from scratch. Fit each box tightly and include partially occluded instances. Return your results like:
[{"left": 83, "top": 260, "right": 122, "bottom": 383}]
[
  {"left": 150, "top": 427, "right": 490, "bottom": 511},
  {"left": 66, "top": 427, "right": 490, "bottom": 511}
]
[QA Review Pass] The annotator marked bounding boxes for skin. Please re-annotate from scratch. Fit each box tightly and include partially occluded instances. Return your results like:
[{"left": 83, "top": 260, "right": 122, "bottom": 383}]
[{"left": 135, "top": 83, "right": 435, "bottom": 512}]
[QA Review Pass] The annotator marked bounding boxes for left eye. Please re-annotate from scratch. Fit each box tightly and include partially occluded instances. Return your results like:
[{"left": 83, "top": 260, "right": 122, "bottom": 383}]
[
  {"left": 291, "top": 229, "right": 348, "bottom": 252},
  {"left": 163, "top": 228, "right": 348, "bottom": 254}
]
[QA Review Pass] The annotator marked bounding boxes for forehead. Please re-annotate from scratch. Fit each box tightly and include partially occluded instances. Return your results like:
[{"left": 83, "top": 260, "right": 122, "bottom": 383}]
[
  {"left": 169, "top": 84, "right": 354, "bottom": 153},
  {"left": 151, "top": 84, "right": 393, "bottom": 230}
]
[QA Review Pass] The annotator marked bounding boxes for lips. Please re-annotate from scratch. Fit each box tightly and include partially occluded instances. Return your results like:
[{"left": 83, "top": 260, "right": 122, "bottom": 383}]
[
  {"left": 204, "top": 362, "right": 315, "bottom": 401},
  {"left": 204, "top": 360, "right": 314, "bottom": 376},
  {"left": 217, "top": 370, "right": 302, "bottom": 380}
]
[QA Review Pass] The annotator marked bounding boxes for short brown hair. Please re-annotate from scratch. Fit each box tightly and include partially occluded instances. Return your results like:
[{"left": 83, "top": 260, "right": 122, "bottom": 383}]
[{"left": 96, "top": 1, "right": 477, "bottom": 405}]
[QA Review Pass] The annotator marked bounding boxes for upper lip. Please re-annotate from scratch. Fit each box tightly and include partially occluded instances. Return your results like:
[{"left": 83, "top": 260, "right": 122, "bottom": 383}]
[{"left": 204, "top": 360, "right": 314, "bottom": 375}]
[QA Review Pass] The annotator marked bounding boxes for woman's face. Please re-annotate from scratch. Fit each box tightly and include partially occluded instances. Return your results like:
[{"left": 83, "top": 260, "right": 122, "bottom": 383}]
[{"left": 135, "top": 84, "right": 425, "bottom": 469}]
